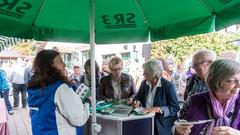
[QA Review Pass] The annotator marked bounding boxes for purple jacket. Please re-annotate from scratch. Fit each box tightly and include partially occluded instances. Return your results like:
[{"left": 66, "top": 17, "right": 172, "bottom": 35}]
[{"left": 179, "top": 91, "right": 240, "bottom": 134}]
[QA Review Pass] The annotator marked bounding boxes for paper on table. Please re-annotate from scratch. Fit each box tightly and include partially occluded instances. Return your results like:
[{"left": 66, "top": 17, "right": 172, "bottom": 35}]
[
  {"left": 134, "top": 107, "right": 147, "bottom": 115},
  {"left": 174, "top": 119, "right": 214, "bottom": 125}
]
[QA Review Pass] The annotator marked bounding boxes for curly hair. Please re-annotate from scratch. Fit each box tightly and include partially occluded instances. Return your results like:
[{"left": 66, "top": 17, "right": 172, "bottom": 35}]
[{"left": 28, "top": 50, "right": 71, "bottom": 88}]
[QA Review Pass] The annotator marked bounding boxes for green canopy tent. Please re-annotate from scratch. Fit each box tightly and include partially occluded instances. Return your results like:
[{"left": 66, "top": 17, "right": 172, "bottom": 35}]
[{"left": 0, "top": 0, "right": 240, "bottom": 134}]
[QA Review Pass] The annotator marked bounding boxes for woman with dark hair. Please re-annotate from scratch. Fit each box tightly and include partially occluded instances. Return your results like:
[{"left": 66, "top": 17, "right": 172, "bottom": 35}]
[
  {"left": 27, "top": 50, "right": 89, "bottom": 135},
  {"left": 79, "top": 59, "right": 102, "bottom": 100}
]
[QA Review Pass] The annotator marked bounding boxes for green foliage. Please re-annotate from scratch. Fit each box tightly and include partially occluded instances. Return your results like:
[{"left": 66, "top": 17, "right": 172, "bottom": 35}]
[
  {"left": 13, "top": 41, "right": 37, "bottom": 56},
  {"left": 151, "top": 32, "right": 240, "bottom": 64}
]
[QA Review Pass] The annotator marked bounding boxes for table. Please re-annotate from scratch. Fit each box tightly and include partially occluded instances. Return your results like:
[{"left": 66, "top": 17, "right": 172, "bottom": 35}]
[
  {"left": 85, "top": 113, "right": 155, "bottom": 135},
  {"left": 0, "top": 98, "right": 10, "bottom": 135}
]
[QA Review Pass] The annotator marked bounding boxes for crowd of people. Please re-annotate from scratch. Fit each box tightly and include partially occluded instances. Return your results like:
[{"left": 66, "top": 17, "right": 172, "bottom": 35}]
[{"left": 1, "top": 48, "right": 240, "bottom": 135}]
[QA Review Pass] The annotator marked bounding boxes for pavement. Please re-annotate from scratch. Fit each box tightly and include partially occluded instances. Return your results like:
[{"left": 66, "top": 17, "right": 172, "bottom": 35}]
[
  {"left": 8, "top": 93, "right": 32, "bottom": 135},
  {"left": 8, "top": 108, "right": 32, "bottom": 135}
]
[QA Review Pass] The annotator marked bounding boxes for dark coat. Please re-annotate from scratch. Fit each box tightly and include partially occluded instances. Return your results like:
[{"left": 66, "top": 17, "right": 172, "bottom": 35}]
[
  {"left": 79, "top": 72, "right": 102, "bottom": 100},
  {"left": 134, "top": 78, "right": 180, "bottom": 135},
  {"left": 99, "top": 73, "right": 136, "bottom": 100}
]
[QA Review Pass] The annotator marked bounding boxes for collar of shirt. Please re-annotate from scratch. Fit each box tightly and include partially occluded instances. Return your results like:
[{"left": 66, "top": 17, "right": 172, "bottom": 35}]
[
  {"left": 146, "top": 77, "right": 162, "bottom": 88},
  {"left": 111, "top": 73, "right": 122, "bottom": 83}
]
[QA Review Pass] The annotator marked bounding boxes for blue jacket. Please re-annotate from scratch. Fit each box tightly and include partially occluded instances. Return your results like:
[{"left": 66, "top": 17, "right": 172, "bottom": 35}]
[
  {"left": 134, "top": 78, "right": 180, "bottom": 135},
  {"left": 0, "top": 69, "right": 10, "bottom": 92},
  {"left": 28, "top": 81, "right": 89, "bottom": 135}
]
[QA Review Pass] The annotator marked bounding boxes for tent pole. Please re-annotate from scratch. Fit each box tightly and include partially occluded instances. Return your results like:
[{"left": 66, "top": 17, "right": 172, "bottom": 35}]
[{"left": 90, "top": 0, "right": 101, "bottom": 134}]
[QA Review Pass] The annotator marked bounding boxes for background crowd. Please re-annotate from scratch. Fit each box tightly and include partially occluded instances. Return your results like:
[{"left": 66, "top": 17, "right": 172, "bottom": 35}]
[{"left": 1, "top": 48, "right": 240, "bottom": 135}]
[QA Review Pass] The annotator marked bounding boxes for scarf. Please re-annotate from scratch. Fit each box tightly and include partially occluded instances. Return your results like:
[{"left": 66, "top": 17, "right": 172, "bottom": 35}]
[{"left": 206, "top": 90, "right": 238, "bottom": 134}]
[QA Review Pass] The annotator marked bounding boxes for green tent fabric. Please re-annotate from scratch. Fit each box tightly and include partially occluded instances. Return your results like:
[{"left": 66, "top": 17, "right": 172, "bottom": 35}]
[
  {"left": 1, "top": 1, "right": 240, "bottom": 134},
  {"left": 0, "top": 0, "right": 240, "bottom": 44}
]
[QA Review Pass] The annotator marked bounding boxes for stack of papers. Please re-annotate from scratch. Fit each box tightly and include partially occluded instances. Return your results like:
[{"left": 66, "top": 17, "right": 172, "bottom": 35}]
[
  {"left": 111, "top": 105, "right": 133, "bottom": 117},
  {"left": 99, "top": 104, "right": 133, "bottom": 117}
]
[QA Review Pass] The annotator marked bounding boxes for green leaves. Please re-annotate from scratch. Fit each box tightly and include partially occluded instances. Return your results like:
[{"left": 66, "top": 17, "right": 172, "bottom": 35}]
[{"left": 152, "top": 31, "right": 240, "bottom": 64}]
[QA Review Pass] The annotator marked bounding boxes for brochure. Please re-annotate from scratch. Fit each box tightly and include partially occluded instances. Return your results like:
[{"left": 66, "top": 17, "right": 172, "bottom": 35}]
[
  {"left": 111, "top": 104, "right": 133, "bottom": 117},
  {"left": 133, "top": 107, "right": 147, "bottom": 115},
  {"left": 75, "top": 83, "right": 91, "bottom": 100},
  {"left": 99, "top": 107, "right": 117, "bottom": 115},
  {"left": 174, "top": 119, "right": 214, "bottom": 125},
  {"left": 96, "top": 101, "right": 113, "bottom": 111}
]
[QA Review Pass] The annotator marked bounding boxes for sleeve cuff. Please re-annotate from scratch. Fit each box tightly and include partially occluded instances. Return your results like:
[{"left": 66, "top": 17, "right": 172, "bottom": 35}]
[{"left": 161, "top": 106, "right": 170, "bottom": 117}]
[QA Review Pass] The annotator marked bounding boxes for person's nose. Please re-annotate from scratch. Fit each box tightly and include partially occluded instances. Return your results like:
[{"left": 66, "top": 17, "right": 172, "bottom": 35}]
[{"left": 236, "top": 81, "right": 240, "bottom": 88}]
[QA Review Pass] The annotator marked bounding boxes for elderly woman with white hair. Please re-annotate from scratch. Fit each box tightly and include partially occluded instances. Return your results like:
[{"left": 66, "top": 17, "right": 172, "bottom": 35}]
[
  {"left": 132, "top": 58, "right": 180, "bottom": 135},
  {"left": 175, "top": 59, "right": 240, "bottom": 135}
]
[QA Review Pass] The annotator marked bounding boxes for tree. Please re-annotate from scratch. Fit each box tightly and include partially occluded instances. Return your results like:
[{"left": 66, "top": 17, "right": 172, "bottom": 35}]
[
  {"left": 13, "top": 41, "right": 37, "bottom": 56},
  {"left": 151, "top": 31, "right": 240, "bottom": 64}
]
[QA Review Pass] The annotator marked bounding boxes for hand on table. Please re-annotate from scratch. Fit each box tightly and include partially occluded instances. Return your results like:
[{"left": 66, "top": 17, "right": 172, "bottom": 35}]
[{"left": 143, "top": 107, "right": 161, "bottom": 113}]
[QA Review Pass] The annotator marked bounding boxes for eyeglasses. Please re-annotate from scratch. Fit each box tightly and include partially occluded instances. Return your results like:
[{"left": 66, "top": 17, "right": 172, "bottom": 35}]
[
  {"left": 225, "top": 79, "right": 240, "bottom": 85},
  {"left": 192, "top": 61, "right": 211, "bottom": 68}
]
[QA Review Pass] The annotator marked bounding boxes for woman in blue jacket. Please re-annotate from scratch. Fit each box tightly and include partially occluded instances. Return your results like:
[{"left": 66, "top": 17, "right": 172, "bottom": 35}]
[
  {"left": 132, "top": 58, "right": 180, "bottom": 135},
  {"left": 0, "top": 68, "right": 13, "bottom": 114}
]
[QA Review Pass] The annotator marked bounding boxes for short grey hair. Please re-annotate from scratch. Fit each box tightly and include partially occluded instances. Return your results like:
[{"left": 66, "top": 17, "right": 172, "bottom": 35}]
[
  {"left": 206, "top": 59, "right": 240, "bottom": 91},
  {"left": 108, "top": 56, "right": 122, "bottom": 70},
  {"left": 143, "top": 58, "right": 163, "bottom": 78},
  {"left": 193, "top": 49, "right": 217, "bottom": 62}
]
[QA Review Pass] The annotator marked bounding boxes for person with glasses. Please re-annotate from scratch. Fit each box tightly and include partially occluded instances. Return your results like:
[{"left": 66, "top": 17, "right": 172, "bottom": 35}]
[
  {"left": 175, "top": 59, "right": 240, "bottom": 135},
  {"left": 99, "top": 56, "right": 136, "bottom": 104},
  {"left": 184, "top": 49, "right": 217, "bottom": 101}
]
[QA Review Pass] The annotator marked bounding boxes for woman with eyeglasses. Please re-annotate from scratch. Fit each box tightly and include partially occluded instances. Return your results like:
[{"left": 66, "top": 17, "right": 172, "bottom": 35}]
[
  {"left": 99, "top": 56, "right": 136, "bottom": 104},
  {"left": 175, "top": 59, "right": 240, "bottom": 135}
]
